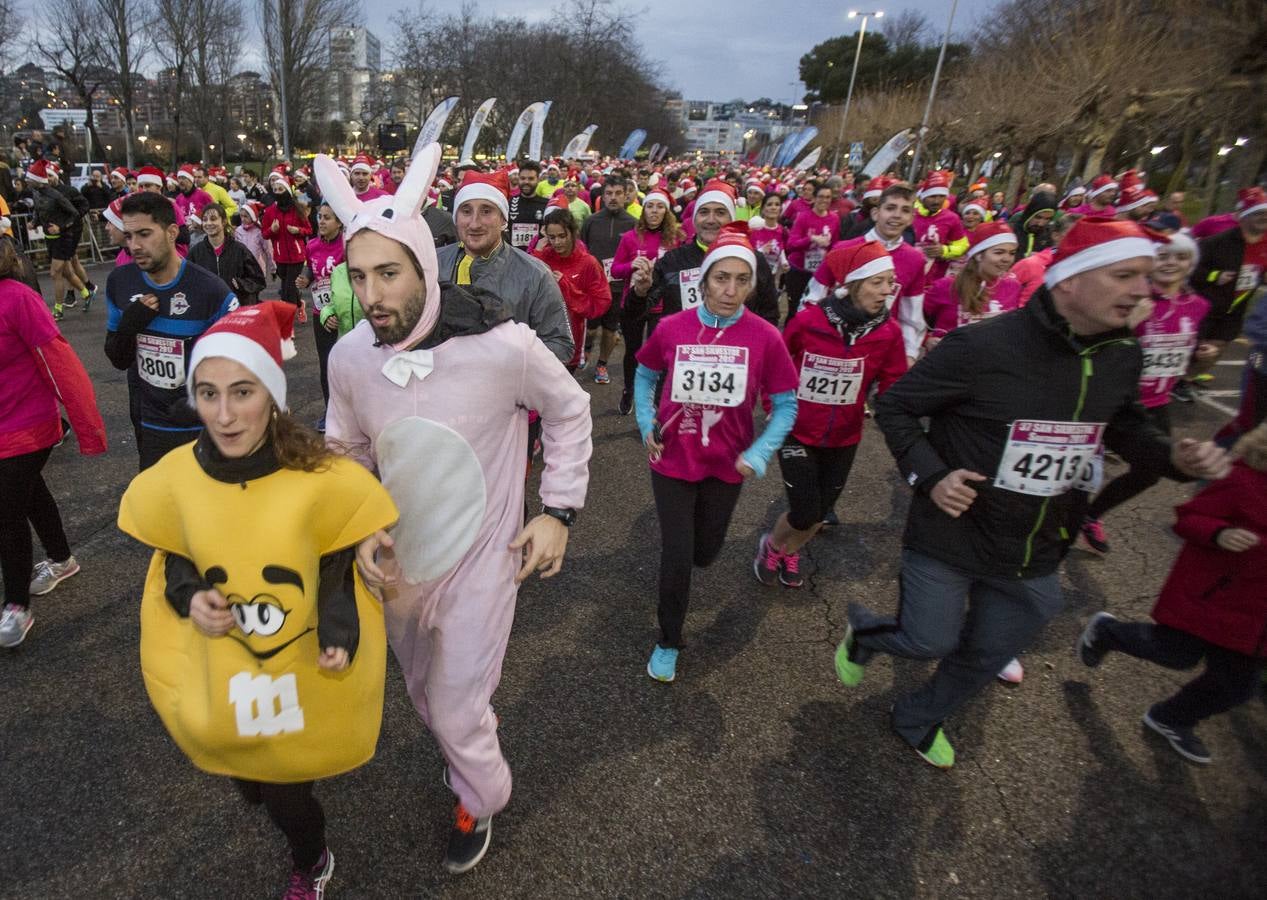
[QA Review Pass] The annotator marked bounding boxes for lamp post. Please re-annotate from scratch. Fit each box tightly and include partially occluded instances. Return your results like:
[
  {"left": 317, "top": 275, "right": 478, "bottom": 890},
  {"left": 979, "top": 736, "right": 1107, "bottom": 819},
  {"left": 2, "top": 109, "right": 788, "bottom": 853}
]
[
  {"left": 831, "top": 10, "right": 883, "bottom": 173},
  {"left": 908, "top": 0, "right": 959, "bottom": 181}
]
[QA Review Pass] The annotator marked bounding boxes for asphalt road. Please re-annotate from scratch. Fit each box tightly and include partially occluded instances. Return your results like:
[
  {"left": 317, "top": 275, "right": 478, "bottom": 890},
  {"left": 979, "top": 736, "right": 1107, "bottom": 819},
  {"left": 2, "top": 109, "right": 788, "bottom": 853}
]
[{"left": 2, "top": 266, "right": 1264, "bottom": 899}]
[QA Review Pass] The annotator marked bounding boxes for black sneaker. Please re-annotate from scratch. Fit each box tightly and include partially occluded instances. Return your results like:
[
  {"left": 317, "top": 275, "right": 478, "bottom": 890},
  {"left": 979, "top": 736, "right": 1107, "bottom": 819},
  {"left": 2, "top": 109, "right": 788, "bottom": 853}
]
[
  {"left": 63, "top": 290, "right": 78, "bottom": 309},
  {"left": 1076, "top": 611, "right": 1117, "bottom": 667},
  {"left": 444, "top": 803, "right": 493, "bottom": 874},
  {"left": 618, "top": 391, "right": 633, "bottom": 416},
  {"left": 1170, "top": 381, "right": 1196, "bottom": 403},
  {"left": 1143, "top": 706, "right": 1212, "bottom": 764},
  {"left": 821, "top": 509, "right": 840, "bottom": 528}
]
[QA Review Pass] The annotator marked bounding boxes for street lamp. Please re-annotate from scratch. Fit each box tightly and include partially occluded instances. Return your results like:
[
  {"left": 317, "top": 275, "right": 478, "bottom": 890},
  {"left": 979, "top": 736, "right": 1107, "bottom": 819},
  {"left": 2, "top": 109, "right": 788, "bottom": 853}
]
[
  {"left": 908, "top": 0, "right": 960, "bottom": 180},
  {"left": 832, "top": 9, "right": 883, "bottom": 172}
]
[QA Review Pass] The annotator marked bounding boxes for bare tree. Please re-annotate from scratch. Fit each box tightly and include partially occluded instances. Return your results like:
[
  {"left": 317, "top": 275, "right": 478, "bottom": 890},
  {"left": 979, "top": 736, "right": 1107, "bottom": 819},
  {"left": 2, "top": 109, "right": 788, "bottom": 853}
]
[
  {"left": 95, "top": 0, "right": 151, "bottom": 167},
  {"left": 187, "top": 0, "right": 243, "bottom": 161},
  {"left": 881, "top": 9, "right": 931, "bottom": 48},
  {"left": 36, "top": 0, "right": 110, "bottom": 164},
  {"left": 0, "top": 0, "right": 19, "bottom": 70},
  {"left": 156, "top": 0, "right": 198, "bottom": 167},
  {"left": 258, "top": 0, "right": 358, "bottom": 152}
]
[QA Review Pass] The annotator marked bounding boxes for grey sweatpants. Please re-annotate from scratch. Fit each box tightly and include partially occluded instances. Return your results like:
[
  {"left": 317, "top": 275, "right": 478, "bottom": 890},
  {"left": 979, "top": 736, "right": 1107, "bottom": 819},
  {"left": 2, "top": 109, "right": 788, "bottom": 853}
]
[{"left": 849, "top": 548, "right": 1064, "bottom": 750}]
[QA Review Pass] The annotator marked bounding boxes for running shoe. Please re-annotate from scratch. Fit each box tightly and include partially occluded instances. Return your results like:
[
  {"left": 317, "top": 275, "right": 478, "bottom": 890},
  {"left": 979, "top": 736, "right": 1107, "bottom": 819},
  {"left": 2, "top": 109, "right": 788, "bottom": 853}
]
[
  {"left": 52, "top": 304, "right": 64, "bottom": 321},
  {"left": 296, "top": 303, "right": 308, "bottom": 324},
  {"left": 618, "top": 392, "right": 633, "bottom": 416},
  {"left": 29, "top": 556, "right": 80, "bottom": 596},
  {"left": 1077, "top": 517, "right": 1110, "bottom": 556},
  {"left": 1169, "top": 381, "right": 1196, "bottom": 403},
  {"left": 833, "top": 624, "right": 864, "bottom": 687},
  {"left": 647, "top": 645, "right": 678, "bottom": 682},
  {"left": 283, "top": 847, "right": 334, "bottom": 899},
  {"left": 1076, "top": 611, "right": 1117, "bottom": 668},
  {"left": 915, "top": 728, "right": 955, "bottom": 769},
  {"left": 1143, "top": 706, "right": 1211, "bottom": 764},
  {"left": 594, "top": 364, "right": 611, "bottom": 385},
  {"left": 0, "top": 604, "right": 34, "bottom": 648},
  {"left": 83, "top": 283, "right": 97, "bottom": 312},
  {"left": 779, "top": 550, "right": 804, "bottom": 588},
  {"left": 63, "top": 290, "right": 78, "bottom": 309},
  {"left": 996, "top": 657, "right": 1024, "bottom": 684},
  {"left": 752, "top": 532, "right": 781, "bottom": 586},
  {"left": 444, "top": 803, "right": 493, "bottom": 874},
  {"left": 821, "top": 509, "right": 840, "bottom": 528},
  {"left": 313, "top": 416, "right": 326, "bottom": 434}
]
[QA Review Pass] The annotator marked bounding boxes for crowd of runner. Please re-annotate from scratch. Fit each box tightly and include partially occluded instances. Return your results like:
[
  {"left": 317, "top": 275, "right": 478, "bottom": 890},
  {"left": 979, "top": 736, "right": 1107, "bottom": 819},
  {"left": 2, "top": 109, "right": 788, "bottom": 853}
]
[{"left": 1, "top": 135, "right": 1264, "bottom": 898}]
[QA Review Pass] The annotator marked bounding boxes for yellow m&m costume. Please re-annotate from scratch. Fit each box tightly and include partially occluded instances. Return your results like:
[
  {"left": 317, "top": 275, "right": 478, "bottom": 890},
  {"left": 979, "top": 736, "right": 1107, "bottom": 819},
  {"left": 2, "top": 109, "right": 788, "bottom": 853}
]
[{"left": 119, "top": 444, "right": 398, "bottom": 783}]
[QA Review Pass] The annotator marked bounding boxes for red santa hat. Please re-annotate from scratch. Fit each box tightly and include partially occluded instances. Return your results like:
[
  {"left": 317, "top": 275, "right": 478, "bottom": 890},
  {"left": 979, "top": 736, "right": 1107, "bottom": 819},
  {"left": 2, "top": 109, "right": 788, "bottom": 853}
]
[
  {"left": 103, "top": 196, "right": 126, "bottom": 231},
  {"left": 820, "top": 240, "right": 894, "bottom": 289},
  {"left": 744, "top": 179, "right": 765, "bottom": 197},
  {"left": 269, "top": 172, "right": 294, "bottom": 193},
  {"left": 863, "top": 176, "right": 893, "bottom": 201},
  {"left": 239, "top": 200, "right": 264, "bottom": 224},
  {"left": 919, "top": 170, "right": 953, "bottom": 199},
  {"left": 643, "top": 187, "right": 674, "bottom": 211},
  {"left": 1236, "top": 186, "right": 1267, "bottom": 219},
  {"left": 350, "top": 154, "right": 374, "bottom": 174},
  {"left": 453, "top": 170, "right": 510, "bottom": 221},
  {"left": 964, "top": 220, "right": 1018, "bottom": 259},
  {"left": 176, "top": 164, "right": 197, "bottom": 183},
  {"left": 960, "top": 199, "right": 989, "bottom": 219},
  {"left": 26, "top": 159, "right": 53, "bottom": 184},
  {"left": 699, "top": 221, "right": 755, "bottom": 281},
  {"left": 1086, "top": 174, "right": 1119, "bottom": 198},
  {"left": 109, "top": 166, "right": 129, "bottom": 183},
  {"left": 1044, "top": 217, "right": 1167, "bottom": 288},
  {"left": 165, "top": 174, "right": 179, "bottom": 190},
  {"left": 188, "top": 301, "right": 298, "bottom": 410},
  {"left": 136, "top": 166, "right": 164, "bottom": 188},
  {"left": 678, "top": 178, "right": 697, "bottom": 195},
  {"left": 1117, "top": 169, "right": 1144, "bottom": 192},
  {"left": 1117, "top": 184, "right": 1159, "bottom": 214},
  {"left": 694, "top": 179, "right": 737, "bottom": 221}
]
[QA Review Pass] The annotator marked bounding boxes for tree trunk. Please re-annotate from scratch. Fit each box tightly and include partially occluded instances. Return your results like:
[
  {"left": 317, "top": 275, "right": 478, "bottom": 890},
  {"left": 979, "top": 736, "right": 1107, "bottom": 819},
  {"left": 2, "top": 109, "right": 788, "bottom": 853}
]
[
  {"left": 1202, "top": 129, "right": 1228, "bottom": 217},
  {"left": 1164, "top": 120, "right": 1196, "bottom": 195},
  {"left": 1081, "top": 120, "right": 1116, "bottom": 181}
]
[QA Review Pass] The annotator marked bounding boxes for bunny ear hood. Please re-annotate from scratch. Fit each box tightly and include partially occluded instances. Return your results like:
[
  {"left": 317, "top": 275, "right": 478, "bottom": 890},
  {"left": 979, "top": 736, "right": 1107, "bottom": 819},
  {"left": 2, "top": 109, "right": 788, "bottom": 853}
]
[{"left": 314, "top": 143, "right": 443, "bottom": 351}]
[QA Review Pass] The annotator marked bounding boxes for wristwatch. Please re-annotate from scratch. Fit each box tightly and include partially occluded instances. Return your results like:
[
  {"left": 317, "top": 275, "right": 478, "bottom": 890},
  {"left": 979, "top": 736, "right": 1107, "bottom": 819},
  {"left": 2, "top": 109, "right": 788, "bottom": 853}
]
[{"left": 541, "top": 506, "right": 577, "bottom": 527}]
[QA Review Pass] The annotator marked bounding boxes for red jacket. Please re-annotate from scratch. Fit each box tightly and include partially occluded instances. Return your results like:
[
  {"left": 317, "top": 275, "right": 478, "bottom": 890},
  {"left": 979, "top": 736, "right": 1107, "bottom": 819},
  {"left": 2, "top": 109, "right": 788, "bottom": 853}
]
[
  {"left": 533, "top": 239, "right": 609, "bottom": 368},
  {"left": 782, "top": 302, "right": 907, "bottom": 447},
  {"left": 1152, "top": 462, "right": 1267, "bottom": 657},
  {"left": 260, "top": 202, "right": 311, "bottom": 264}
]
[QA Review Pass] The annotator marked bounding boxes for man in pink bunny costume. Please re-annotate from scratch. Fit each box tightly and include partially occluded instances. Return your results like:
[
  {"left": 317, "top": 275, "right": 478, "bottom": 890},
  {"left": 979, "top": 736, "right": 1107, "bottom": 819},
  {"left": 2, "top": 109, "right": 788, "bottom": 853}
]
[{"left": 315, "top": 142, "right": 593, "bottom": 874}]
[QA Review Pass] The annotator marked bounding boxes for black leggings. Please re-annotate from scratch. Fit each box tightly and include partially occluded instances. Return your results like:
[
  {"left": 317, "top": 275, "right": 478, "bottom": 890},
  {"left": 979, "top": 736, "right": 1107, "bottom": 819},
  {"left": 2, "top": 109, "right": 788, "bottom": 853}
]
[
  {"left": 620, "top": 309, "right": 659, "bottom": 397},
  {"left": 777, "top": 439, "right": 859, "bottom": 531},
  {"left": 0, "top": 447, "right": 71, "bottom": 609},
  {"left": 234, "top": 778, "right": 326, "bottom": 869},
  {"left": 276, "top": 262, "right": 303, "bottom": 305},
  {"left": 312, "top": 315, "right": 338, "bottom": 405},
  {"left": 1088, "top": 405, "right": 1170, "bottom": 520},
  {"left": 650, "top": 471, "right": 743, "bottom": 648},
  {"left": 783, "top": 267, "right": 813, "bottom": 325},
  {"left": 1101, "top": 620, "right": 1265, "bottom": 728}
]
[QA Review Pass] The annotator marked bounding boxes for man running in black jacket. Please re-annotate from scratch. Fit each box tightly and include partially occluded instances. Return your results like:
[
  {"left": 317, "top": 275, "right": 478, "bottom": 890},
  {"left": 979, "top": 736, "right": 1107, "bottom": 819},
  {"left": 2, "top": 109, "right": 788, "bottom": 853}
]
[{"left": 834, "top": 217, "right": 1231, "bottom": 768}]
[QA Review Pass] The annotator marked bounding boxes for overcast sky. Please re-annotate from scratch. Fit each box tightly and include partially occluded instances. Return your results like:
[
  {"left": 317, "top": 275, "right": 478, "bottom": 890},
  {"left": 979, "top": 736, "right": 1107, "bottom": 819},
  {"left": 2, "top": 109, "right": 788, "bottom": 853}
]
[{"left": 383, "top": 0, "right": 1002, "bottom": 101}]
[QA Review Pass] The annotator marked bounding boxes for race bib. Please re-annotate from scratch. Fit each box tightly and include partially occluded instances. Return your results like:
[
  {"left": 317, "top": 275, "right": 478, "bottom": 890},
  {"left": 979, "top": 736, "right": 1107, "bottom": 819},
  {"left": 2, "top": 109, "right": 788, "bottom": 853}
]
[
  {"left": 311, "top": 278, "right": 333, "bottom": 311},
  {"left": 602, "top": 257, "right": 615, "bottom": 281},
  {"left": 805, "top": 247, "right": 826, "bottom": 272},
  {"left": 511, "top": 223, "right": 538, "bottom": 248},
  {"left": 797, "top": 354, "right": 863, "bottom": 405},
  {"left": 1235, "top": 264, "right": 1261, "bottom": 292},
  {"left": 670, "top": 344, "right": 749, "bottom": 407},
  {"left": 679, "top": 267, "right": 703, "bottom": 310},
  {"left": 995, "top": 420, "right": 1105, "bottom": 497},
  {"left": 135, "top": 334, "right": 186, "bottom": 390},
  {"left": 1139, "top": 331, "right": 1196, "bottom": 380}
]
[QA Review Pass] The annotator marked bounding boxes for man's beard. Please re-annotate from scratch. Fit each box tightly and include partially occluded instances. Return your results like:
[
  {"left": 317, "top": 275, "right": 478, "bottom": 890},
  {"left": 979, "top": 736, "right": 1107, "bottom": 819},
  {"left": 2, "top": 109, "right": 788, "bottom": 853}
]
[{"left": 368, "top": 284, "right": 426, "bottom": 345}]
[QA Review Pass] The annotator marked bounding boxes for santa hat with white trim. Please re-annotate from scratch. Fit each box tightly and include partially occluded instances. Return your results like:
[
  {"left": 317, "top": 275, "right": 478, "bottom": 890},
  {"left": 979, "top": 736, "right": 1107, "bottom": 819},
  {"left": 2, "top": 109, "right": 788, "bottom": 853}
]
[
  {"left": 819, "top": 240, "right": 894, "bottom": 294},
  {"left": 453, "top": 169, "right": 510, "bottom": 221},
  {"left": 177, "top": 164, "right": 197, "bottom": 183},
  {"left": 26, "top": 159, "right": 53, "bottom": 184},
  {"left": 694, "top": 179, "right": 737, "bottom": 222},
  {"left": 918, "top": 170, "right": 953, "bottom": 199},
  {"left": 136, "top": 166, "right": 164, "bottom": 188},
  {"left": 1236, "top": 186, "right": 1267, "bottom": 219},
  {"left": 1117, "top": 184, "right": 1159, "bottom": 214},
  {"left": 1086, "top": 174, "right": 1118, "bottom": 198},
  {"left": 964, "top": 220, "right": 1017, "bottom": 259},
  {"left": 643, "top": 187, "right": 674, "bottom": 211},
  {"left": 109, "top": 167, "right": 129, "bottom": 184},
  {"left": 188, "top": 301, "right": 298, "bottom": 410},
  {"left": 863, "top": 175, "right": 894, "bottom": 201},
  {"left": 103, "top": 196, "right": 125, "bottom": 231},
  {"left": 351, "top": 154, "right": 375, "bottom": 174},
  {"left": 961, "top": 199, "right": 989, "bottom": 220},
  {"left": 1044, "top": 217, "right": 1167, "bottom": 288},
  {"left": 699, "top": 221, "right": 755, "bottom": 280}
]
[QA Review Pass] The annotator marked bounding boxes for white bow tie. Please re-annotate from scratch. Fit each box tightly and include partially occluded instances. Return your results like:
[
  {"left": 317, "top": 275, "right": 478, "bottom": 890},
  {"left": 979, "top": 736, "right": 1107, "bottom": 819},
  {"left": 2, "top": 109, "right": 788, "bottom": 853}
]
[{"left": 381, "top": 348, "right": 435, "bottom": 387}]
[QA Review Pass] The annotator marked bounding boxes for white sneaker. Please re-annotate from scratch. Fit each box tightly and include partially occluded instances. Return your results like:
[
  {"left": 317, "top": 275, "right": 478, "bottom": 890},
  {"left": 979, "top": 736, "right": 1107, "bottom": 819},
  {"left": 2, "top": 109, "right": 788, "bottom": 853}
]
[
  {"left": 0, "top": 604, "right": 34, "bottom": 648},
  {"left": 29, "top": 556, "right": 79, "bottom": 596},
  {"left": 997, "top": 657, "right": 1024, "bottom": 684}
]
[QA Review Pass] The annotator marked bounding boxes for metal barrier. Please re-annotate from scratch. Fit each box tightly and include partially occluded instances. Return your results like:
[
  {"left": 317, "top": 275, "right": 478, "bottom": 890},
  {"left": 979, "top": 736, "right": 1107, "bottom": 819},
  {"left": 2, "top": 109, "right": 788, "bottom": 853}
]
[{"left": 7, "top": 210, "right": 111, "bottom": 272}]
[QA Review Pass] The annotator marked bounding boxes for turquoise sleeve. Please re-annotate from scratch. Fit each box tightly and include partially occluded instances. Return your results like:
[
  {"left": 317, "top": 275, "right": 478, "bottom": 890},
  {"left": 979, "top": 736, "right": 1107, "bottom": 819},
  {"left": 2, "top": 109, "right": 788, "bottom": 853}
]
[
  {"left": 634, "top": 363, "right": 661, "bottom": 442},
  {"left": 741, "top": 390, "right": 797, "bottom": 478}
]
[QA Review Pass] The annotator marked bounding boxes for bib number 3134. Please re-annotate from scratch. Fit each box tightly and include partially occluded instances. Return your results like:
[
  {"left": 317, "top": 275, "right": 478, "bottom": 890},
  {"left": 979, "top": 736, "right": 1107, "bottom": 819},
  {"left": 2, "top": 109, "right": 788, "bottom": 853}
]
[
  {"left": 995, "top": 420, "right": 1105, "bottom": 497},
  {"left": 670, "top": 344, "right": 749, "bottom": 407}
]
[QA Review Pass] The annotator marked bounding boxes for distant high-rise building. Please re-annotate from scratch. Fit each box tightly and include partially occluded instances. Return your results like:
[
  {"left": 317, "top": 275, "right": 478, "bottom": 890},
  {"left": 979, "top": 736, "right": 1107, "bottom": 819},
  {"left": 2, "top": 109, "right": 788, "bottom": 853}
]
[{"left": 326, "top": 26, "right": 383, "bottom": 125}]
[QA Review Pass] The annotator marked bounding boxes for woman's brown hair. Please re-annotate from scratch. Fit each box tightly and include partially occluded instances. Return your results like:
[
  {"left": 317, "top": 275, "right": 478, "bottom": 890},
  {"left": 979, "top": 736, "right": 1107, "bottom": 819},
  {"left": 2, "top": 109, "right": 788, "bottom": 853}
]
[
  {"left": 951, "top": 255, "right": 990, "bottom": 316},
  {"left": 271, "top": 411, "right": 334, "bottom": 472},
  {"left": 637, "top": 204, "right": 681, "bottom": 248},
  {"left": 0, "top": 235, "right": 21, "bottom": 281}
]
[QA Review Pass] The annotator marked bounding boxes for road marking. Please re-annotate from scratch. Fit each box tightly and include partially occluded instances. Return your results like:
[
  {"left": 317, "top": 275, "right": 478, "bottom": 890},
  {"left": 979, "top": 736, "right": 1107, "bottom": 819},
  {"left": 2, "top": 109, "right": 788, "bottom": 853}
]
[
  {"left": 1216, "top": 360, "right": 1244, "bottom": 366},
  {"left": 1196, "top": 395, "right": 1237, "bottom": 416},
  {"left": 1201, "top": 389, "right": 1242, "bottom": 398}
]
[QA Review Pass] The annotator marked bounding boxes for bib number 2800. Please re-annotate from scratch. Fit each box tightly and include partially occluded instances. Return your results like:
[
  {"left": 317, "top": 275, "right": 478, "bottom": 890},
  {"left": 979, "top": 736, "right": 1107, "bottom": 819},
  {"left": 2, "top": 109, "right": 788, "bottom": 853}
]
[{"left": 135, "top": 334, "right": 187, "bottom": 390}]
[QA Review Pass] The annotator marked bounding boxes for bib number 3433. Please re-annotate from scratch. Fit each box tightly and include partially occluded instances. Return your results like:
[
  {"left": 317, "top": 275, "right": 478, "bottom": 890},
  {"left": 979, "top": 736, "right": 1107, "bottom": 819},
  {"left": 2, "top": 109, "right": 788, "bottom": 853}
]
[
  {"left": 995, "top": 420, "right": 1105, "bottom": 497},
  {"left": 670, "top": 344, "right": 749, "bottom": 407}
]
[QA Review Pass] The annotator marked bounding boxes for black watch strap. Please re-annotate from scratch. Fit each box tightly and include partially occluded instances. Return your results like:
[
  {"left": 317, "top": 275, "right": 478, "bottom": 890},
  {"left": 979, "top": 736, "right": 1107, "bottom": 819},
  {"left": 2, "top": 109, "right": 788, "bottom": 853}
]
[{"left": 541, "top": 505, "right": 577, "bottom": 527}]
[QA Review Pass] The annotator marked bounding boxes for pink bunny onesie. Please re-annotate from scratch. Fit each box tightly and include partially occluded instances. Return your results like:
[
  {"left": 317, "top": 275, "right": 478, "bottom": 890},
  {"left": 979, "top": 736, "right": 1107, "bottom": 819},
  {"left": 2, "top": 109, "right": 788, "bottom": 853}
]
[{"left": 316, "top": 145, "right": 593, "bottom": 817}]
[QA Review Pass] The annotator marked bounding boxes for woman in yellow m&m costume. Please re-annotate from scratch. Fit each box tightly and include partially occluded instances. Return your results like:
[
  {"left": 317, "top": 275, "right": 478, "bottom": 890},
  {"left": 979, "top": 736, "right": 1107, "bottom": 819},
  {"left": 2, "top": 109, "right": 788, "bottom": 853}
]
[{"left": 118, "top": 301, "right": 398, "bottom": 900}]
